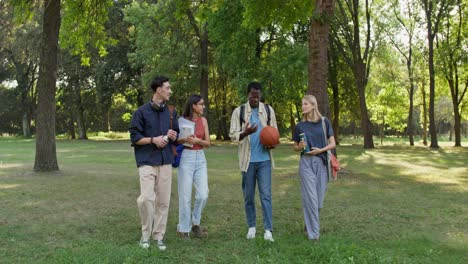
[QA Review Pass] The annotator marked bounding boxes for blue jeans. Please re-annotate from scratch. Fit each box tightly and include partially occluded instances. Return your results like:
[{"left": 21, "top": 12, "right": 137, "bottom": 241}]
[
  {"left": 177, "top": 149, "right": 209, "bottom": 233},
  {"left": 242, "top": 160, "right": 272, "bottom": 231}
]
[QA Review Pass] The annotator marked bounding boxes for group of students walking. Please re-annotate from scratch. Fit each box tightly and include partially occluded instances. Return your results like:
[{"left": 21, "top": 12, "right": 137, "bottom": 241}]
[{"left": 129, "top": 76, "right": 336, "bottom": 250}]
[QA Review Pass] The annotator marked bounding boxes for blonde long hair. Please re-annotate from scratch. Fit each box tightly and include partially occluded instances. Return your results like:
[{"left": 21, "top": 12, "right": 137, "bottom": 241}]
[{"left": 302, "top": 95, "right": 323, "bottom": 122}]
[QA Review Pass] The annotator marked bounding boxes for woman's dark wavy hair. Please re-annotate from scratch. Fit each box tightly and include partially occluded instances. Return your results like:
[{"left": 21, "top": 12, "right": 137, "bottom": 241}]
[{"left": 183, "top": 94, "right": 203, "bottom": 119}]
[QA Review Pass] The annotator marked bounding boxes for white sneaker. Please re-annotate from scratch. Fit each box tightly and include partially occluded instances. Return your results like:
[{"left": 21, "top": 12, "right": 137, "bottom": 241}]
[
  {"left": 246, "top": 227, "right": 256, "bottom": 239},
  {"left": 264, "top": 230, "right": 274, "bottom": 242},
  {"left": 156, "top": 240, "right": 166, "bottom": 251},
  {"left": 139, "top": 240, "right": 150, "bottom": 249}
]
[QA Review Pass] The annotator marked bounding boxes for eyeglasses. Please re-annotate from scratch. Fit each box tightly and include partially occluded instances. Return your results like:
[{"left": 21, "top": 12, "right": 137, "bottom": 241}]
[{"left": 196, "top": 103, "right": 205, "bottom": 106}]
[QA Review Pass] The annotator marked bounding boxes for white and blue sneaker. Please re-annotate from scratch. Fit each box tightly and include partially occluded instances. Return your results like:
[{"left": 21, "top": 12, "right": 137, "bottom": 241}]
[{"left": 156, "top": 240, "right": 166, "bottom": 251}]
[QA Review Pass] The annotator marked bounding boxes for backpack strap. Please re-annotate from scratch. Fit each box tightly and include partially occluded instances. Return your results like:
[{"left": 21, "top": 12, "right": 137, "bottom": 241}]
[
  {"left": 321, "top": 117, "right": 328, "bottom": 144},
  {"left": 239, "top": 104, "right": 245, "bottom": 127},
  {"left": 240, "top": 103, "right": 271, "bottom": 127},
  {"left": 265, "top": 104, "right": 271, "bottom": 126}
]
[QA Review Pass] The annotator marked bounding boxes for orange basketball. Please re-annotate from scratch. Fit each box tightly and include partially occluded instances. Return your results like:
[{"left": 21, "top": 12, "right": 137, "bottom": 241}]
[{"left": 260, "top": 126, "right": 280, "bottom": 146}]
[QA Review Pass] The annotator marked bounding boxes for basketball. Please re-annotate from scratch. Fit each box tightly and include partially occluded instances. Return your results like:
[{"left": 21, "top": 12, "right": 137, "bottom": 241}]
[{"left": 260, "top": 126, "right": 280, "bottom": 146}]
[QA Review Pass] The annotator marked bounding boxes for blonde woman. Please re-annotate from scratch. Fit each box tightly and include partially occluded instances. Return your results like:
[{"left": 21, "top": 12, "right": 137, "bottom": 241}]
[{"left": 292, "top": 95, "right": 336, "bottom": 240}]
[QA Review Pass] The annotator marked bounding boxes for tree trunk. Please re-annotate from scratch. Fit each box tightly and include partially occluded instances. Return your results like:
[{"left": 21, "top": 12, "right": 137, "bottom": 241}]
[
  {"left": 355, "top": 63, "right": 374, "bottom": 148},
  {"left": 380, "top": 112, "right": 385, "bottom": 145},
  {"left": 329, "top": 43, "right": 340, "bottom": 145},
  {"left": 76, "top": 105, "right": 87, "bottom": 140},
  {"left": 406, "top": 55, "right": 415, "bottom": 146},
  {"left": 187, "top": 10, "right": 209, "bottom": 119},
  {"left": 200, "top": 24, "right": 209, "bottom": 118},
  {"left": 214, "top": 72, "right": 222, "bottom": 140},
  {"left": 307, "top": 0, "right": 334, "bottom": 118},
  {"left": 75, "top": 84, "right": 87, "bottom": 139},
  {"left": 22, "top": 113, "right": 32, "bottom": 137},
  {"left": 68, "top": 117, "right": 76, "bottom": 139},
  {"left": 451, "top": 84, "right": 462, "bottom": 146},
  {"left": 289, "top": 105, "right": 296, "bottom": 139},
  {"left": 221, "top": 77, "right": 229, "bottom": 140},
  {"left": 427, "top": 34, "right": 438, "bottom": 148},
  {"left": 76, "top": 110, "right": 87, "bottom": 140},
  {"left": 423, "top": 1, "right": 439, "bottom": 148},
  {"left": 136, "top": 85, "right": 145, "bottom": 107},
  {"left": 421, "top": 83, "right": 428, "bottom": 146},
  {"left": 34, "top": 0, "right": 60, "bottom": 172},
  {"left": 16, "top": 71, "right": 33, "bottom": 138}
]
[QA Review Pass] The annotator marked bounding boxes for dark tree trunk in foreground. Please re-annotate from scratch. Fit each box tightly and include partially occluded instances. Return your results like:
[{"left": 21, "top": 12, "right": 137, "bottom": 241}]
[
  {"left": 307, "top": 0, "right": 335, "bottom": 119},
  {"left": 34, "top": 0, "right": 61, "bottom": 172}
]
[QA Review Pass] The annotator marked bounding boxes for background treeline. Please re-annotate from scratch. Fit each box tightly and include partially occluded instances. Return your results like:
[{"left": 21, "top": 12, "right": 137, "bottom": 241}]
[{"left": 1, "top": 0, "right": 466, "bottom": 144}]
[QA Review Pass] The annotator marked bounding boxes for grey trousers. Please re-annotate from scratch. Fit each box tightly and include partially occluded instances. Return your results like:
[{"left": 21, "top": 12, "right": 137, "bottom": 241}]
[{"left": 299, "top": 155, "right": 328, "bottom": 240}]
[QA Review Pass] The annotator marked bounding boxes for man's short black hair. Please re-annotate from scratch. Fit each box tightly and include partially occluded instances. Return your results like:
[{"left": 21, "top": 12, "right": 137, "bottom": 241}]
[
  {"left": 150, "top": 76, "right": 169, "bottom": 92},
  {"left": 247, "top": 82, "right": 262, "bottom": 94}
]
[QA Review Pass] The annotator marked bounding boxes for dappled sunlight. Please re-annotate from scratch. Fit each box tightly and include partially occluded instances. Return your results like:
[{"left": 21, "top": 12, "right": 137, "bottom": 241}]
[
  {"left": 410, "top": 168, "right": 468, "bottom": 191},
  {"left": 274, "top": 154, "right": 300, "bottom": 162},
  {"left": 98, "top": 149, "right": 132, "bottom": 153},
  {"left": 63, "top": 155, "right": 91, "bottom": 159},
  {"left": 445, "top": 231, "right": 468, "bottom": 245},
  {"left": 276, "top": 182, "right": 297, "bottom": 197},
  {"left": 363, "top": 150, "right": 468, "bottom": 191},
  {"left": 0, "top": 163, "right": 22, "bottom": 169},
  {"left": 0, "top": 183, "right": 21, "bottom": 189}
]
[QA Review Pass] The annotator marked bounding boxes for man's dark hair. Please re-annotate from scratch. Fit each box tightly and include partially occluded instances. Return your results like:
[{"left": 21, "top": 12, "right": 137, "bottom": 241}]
[
  {"left": 247, "top": 82, "right": 262, "bottom": 94},
  {"left": 150, "top": 76, "right": 169, "bottom": 92}
]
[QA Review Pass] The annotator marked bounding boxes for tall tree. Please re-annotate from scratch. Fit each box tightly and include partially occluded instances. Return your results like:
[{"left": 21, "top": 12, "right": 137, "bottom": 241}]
[
  {"left": 124, "top": 1, "right": 199, "bottom": 108},
  {"left": 0, "top": 2, "right": 40, "bottom": 138},
  {"left": 436, "top": 0, "right": 466, "bottom": 147},
  {"left": 12, "top": 0, "right": 114, "bottom": 171},
  {"left": 331, "top": 0, "right": 376, "bottom": 148},
  {"left": 419, "top": 0, "right": 452, "bottom": 148},
  {"left": 59, "top": 51, "right": 92, "bottom": 139},
  {"left": 181, "top": 1, "right": 210, "bottom": 117},
  {"left": 307, "top": 0, "right": 335, "bottom": 118},
  {"left": 383, "top": 0, "right": 421, "bottom": 146},
  {"left": 34, "top": 0, "right": 61, "bottom": 171}
]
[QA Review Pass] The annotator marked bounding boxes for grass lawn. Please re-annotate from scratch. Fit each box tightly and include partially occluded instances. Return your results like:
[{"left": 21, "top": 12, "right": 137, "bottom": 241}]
[{"left": 0, "top": 138, "right": 467, "bottom": 263}]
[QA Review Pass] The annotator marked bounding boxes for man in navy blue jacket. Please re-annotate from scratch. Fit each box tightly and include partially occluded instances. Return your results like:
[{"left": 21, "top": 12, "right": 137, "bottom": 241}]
[{"left": 129, "top": 76, "right": 179, "bottom": 250}]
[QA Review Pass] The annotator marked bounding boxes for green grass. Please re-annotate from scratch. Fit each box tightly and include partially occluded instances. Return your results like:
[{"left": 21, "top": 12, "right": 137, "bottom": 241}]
[{"left": 0, "top": 138, "right": 467, "bottom": 263}]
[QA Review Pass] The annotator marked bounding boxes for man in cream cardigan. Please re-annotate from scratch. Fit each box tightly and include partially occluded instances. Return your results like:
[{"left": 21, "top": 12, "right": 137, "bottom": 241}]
[{"left": 229, "top": 82, "right": 278, "bottom": 242}]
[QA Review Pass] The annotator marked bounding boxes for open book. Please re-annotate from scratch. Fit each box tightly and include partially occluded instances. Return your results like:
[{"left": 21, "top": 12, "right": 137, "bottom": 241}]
[{"left": 178, "top": 117, "right": 195, "bottom": 147}]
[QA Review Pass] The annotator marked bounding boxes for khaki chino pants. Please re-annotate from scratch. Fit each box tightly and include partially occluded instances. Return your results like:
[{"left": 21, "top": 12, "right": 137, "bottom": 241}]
[{"left": 137, "top": 164, "right": 172, "bottom": 241}]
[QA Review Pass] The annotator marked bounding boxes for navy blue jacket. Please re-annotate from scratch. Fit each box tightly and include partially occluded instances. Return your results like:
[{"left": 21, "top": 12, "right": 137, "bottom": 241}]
[{"left": 129, "top": 102, "right": 179, "bottom": 167}]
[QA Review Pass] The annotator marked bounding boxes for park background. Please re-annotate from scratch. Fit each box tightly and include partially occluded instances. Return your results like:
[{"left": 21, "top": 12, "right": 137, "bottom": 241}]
[{"left": 0, "top": 0, "right": 467, "bottom": 263}]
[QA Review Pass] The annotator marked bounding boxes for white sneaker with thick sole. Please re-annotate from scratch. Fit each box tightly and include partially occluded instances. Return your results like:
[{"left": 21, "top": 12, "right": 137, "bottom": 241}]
[
  {"left": 264, "top": 230, "right": 274, "bottom": 242},
  {"left": 246, "top": 227, "right": 256, "bottom": 239},
  {"left": 156, "top": 240, "right": 166, "bottom": 251},
  {"left": 139, "top": 240, "right": 150, "bottom": 249}
]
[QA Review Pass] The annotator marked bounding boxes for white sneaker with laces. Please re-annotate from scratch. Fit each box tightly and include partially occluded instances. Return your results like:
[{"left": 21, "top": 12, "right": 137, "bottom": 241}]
[
  {"left": 264, "top": 230, "right": 274, "bottom": 242},
  {"left": 139, "top": 240, "right": 150, "bottom": 249},
  {"left": 156, "top": 240, "right": 166, "bottom": 251},
  {"left": 246, "top": 227, "right": 256, "bottom": 239}
]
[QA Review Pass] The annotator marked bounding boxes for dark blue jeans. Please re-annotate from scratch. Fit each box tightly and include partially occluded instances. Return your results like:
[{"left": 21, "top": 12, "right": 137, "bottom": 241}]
[{"left": 242, "top": 160, "right": 272, "bottom": 231}]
